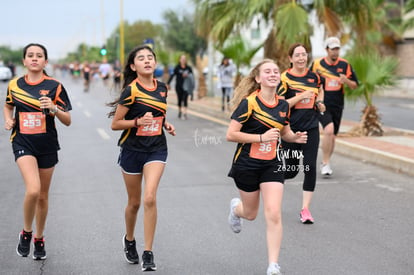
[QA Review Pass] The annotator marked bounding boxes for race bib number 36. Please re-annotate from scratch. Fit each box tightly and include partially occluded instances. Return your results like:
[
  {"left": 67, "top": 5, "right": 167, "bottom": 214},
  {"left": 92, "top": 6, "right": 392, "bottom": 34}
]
[
  {"left": 136, "top": 116, "right": 163, "bottom": 136},
  {"left": 249, "top": 140, "right": 277, "bottom": 160},
  {"left": 19, "top": 112, "right": 46, "bottom": 134}
]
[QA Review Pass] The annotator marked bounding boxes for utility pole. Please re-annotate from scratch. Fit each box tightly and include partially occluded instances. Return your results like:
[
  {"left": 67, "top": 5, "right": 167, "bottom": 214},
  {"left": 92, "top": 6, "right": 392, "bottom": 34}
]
[
  {"left": 119, "top": 0, "right": 125, "bottom": 68},
  {"left": 101, "top": 0, "right": 106, "bottom": 45}
]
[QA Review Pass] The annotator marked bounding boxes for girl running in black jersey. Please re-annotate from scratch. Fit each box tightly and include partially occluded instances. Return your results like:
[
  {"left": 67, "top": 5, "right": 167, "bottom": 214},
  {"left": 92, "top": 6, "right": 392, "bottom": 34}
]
[
  {"left": 278, "top": 43, "right": 326, "bottom": 225},
  {"left": 3, "top": 43, "right": 72, "bottom": 260},
  {"left": 108, "top": 45, "right": 175, "bottom": 271},
  {"left": 226, "top": 59, "right": 308, "bottom": 275}
]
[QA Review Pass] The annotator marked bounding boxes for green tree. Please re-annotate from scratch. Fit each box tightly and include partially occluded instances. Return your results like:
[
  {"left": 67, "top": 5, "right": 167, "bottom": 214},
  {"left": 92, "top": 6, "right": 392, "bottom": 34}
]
[
  {"left": 344, "top": 51, "right": 399, "bottom": 136},
  {"left": 217, "top": 34, "right": 263, "bottom": 86},
  {"left": 63, "top": 43, "right": 102, "bottom": 63},
  {"left": 162, "top": 9, "right": 207, "bottom": 98},
  {"left": 403, "top": 0, "right": 414, "bottom": 31},
  {"left": 104, "top": 20, "right": 164, "bottom": 64},
  {"left": 193, "top": 0, "right": 381, "bottom": 70},
  {"left": 0, "top": 46, "right": 22, "bottom": 64},
  {"left": 162, "top": 10, "right": 206, "bottom": 64}
]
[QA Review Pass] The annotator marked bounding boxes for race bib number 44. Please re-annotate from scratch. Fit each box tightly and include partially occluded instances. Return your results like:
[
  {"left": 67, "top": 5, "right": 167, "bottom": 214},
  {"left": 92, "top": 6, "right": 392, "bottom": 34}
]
[
  {"left": 249, "top": 140, "right": 277, "bottom": 160},
  {"left": 19, "top": 112, "right": 46, "bottom": 134},
  {"left": 136, "top": 116, "right": 163, "bottom": 136}
]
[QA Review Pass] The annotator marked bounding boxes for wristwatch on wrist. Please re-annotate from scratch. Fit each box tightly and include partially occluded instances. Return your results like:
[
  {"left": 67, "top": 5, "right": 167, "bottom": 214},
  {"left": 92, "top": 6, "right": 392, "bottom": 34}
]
[{"left": 50, "top": 105, "right": 58, "bottom": 114}]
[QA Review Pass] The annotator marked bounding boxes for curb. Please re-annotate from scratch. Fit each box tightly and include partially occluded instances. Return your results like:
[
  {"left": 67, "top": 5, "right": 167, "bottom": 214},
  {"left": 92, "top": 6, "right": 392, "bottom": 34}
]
[{"left": 335, "top": 139, "right": 414, "bottom": 176}]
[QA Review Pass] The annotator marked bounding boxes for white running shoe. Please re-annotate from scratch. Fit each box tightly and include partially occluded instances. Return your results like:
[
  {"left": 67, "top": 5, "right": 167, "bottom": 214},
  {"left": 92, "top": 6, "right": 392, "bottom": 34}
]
[
  {"left": 267, "top": 262, "right": 282, "bottom": 275},
  {"left": 228, "top": 198, "right": 242, "bottom": 233},
  {"left": 321, "top": 163, "right": 333, "bottom": 176}
]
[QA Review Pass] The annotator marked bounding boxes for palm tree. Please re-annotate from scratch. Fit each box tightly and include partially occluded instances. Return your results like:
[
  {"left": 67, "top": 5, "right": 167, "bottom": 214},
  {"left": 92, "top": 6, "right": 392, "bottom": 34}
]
[
  {"left": 193, "top": 0, "right": 372, "bottom": 71},
  {"left": 403, "top": 0, "right": 414, "bottom": 31},
  {"left": 217, "top": 34, "right": 263, "bottom": 86},
  {"left": 344, "top": 51, "right": 399, "bottom": 136}
]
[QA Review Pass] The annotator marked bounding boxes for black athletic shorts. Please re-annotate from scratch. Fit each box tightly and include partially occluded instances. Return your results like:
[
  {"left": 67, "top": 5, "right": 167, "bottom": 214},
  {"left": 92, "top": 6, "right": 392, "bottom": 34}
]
[
  {"left": 228, "top": 165, "right": 284, "bottom": 192},
  {"left": 118, "top": 147, "right": 167, "bottom": 175},
  {"left": 318, "top": 106, "right": 343, "bottom": 135},
  {"left": 13, "top": 144, "right": 58, "bottom": 169}
]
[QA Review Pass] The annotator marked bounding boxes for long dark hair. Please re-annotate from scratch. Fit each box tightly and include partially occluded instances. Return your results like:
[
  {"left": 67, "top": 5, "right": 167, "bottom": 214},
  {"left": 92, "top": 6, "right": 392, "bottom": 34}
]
[
  {"left": 107, "top": 45, "right": 157, "bottom": 117},
  {"left": 23, "top": 43, "right": 49, "bottom": 76}
]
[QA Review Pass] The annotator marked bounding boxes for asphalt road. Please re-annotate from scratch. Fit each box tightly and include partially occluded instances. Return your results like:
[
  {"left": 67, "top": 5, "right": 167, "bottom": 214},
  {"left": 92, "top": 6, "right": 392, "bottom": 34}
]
[
  {"left": 0, "top": 76, "right": 413, "bottom": 275},
  {"left": 343, "top": 96, "right": 414, "bottom": 131}
]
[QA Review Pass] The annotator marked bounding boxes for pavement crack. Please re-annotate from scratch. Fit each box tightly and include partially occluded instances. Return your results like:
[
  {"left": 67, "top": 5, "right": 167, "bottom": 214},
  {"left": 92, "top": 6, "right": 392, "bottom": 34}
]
[{"left": 39, "top": 259, "right": 46, "bottom": 275}]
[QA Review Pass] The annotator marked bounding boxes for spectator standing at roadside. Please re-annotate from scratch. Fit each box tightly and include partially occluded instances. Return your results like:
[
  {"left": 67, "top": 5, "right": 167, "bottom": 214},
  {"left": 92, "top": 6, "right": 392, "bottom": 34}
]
[
  {"left": 278, "top": 43, "right": 325, "bottom": 224},
  {"left": 218, "top": 57, "right": 236, "bottom": 112},
  {"left": 167, "top": 54, "right": 193, "bottom": 120},
  {"left": 310, "top": 37, "right": 359, "bottom": 176},
  {"left": 3, "top": 43, "right": 72, "bottom": 260},
  {"left": 99, "top": 58, "right": 112, "bottom": 86}
]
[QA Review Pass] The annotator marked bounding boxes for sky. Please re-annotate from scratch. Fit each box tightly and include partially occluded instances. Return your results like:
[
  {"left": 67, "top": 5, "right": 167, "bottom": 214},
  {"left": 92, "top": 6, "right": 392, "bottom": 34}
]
[{"left": 1, "top": 0, "right": 192, "bottom": 60}]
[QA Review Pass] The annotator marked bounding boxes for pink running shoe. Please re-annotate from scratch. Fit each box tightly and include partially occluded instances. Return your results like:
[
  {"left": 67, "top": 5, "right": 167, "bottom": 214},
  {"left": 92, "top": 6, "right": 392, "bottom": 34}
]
[{"left": 300, "top": 208, "right": 314, "bottom": 224}]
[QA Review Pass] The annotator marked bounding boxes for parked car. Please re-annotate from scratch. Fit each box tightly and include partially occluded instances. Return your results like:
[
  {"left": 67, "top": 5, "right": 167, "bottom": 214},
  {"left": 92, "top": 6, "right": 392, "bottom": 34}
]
[{"left": 0, "top": 65, "right": 12, "bottom": 82}]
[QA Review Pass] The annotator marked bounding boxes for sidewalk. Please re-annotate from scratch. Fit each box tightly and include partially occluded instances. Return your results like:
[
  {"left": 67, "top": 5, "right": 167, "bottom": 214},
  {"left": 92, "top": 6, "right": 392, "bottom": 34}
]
[{"left": 168, "top": 94, "right": 414, "bottom": 176}]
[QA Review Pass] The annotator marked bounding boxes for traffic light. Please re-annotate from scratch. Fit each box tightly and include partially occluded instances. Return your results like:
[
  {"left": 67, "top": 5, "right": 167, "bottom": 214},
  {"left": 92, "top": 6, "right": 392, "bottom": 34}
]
[{"left": 100, "top": 45, "right": 107, "bottom": 56}]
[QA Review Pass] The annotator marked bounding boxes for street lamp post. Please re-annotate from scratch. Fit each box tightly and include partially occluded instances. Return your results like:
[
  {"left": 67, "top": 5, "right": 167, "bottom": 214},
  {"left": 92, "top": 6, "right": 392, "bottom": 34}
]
[{"left": 119, "top": 0, "right": 125, "bottom": 68}]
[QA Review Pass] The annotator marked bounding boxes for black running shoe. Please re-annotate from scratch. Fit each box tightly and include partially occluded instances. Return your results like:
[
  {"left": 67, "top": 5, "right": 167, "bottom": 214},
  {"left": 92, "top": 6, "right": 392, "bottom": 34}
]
[
  {"left": 141, "top": 250, "right": 157, "bottom": 271},
  {"left": 33, "top": 238, "right": 47, "bottom": 260},
  {"left": 123, "top": 235, "right": 139, "bottom": 264},
  {"left": 16, "top": 230, "right": 32, "bottom": 257}
]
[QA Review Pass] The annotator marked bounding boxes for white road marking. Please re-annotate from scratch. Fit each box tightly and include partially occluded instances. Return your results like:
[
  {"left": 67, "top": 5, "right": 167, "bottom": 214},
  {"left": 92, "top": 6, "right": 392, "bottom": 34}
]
[
  {"left": 375, "top": 184, "right": 403, "bottom": 192},
  {"left": 97, "top": 128, "right": 111, "bottom": 140},
  {"left": 83, "top": 110, "right": 91, "bottom": 118}
]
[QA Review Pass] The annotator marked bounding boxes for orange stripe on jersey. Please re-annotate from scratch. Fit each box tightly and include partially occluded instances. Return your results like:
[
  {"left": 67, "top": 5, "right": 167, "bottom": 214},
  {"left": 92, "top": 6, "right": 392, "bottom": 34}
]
[{"left": 8, "top": 80, "right": 42, "bottom": 110}]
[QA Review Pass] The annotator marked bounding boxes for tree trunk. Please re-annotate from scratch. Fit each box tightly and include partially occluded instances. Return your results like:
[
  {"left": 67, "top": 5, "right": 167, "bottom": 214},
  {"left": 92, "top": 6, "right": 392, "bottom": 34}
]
[
  {"left": 195, "top": 55, "right": 207, "bottom": 99},
  {"left": 360, "top": 105, "right": 384, "bottom": 136},
  {"left": 263, "top": 28, "right": 291, "bottom": 72}
]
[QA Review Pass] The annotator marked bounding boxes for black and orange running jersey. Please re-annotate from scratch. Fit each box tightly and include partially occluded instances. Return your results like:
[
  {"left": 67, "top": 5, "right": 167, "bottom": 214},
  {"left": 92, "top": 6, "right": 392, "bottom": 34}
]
[
  {"left": 117, "top": 78, "right": 168, "bottom": 152},
  {"left": 310, "top": 57, "right": 358, "bottom": 109},
  {"left": 230, "top": 90, "right": 290, "bottom": 169},
  {"left": 5, "top": 75, "right": 72, "bottom": 155},
  {"left": 278, "top": 68, "right": 321, "bottom": 131}
]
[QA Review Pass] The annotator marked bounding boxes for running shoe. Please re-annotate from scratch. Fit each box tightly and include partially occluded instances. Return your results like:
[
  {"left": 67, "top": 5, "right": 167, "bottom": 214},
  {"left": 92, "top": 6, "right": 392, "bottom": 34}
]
[
  {"left": 33, "top": 237, "right": 47, "bottom": 260},
  {"left": 228, "top": 198, "right": 242, "bottom": 233},
  {"left": 16, "top": 230, "right": 32, "bottom": 257},
  {"left": 267, "top": 262, "right": 282, "bottom": 275},
  {"left": 300, "top": 208, "right": 314, "bottom": 224},
  {"left": 122, "top": 234, "right": 139, "bottom": 264},
  {"left": 320, "top": 163, "right": 333, "bottom": 176},
  {"left": 141, "top": 250, "right": 157, "bottom": 271}
]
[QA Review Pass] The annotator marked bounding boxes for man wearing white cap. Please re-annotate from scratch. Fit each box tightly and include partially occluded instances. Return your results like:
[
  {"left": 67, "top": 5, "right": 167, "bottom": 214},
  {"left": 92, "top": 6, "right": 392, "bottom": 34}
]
[{"left": 310, "top": 37, "right": 359, "bottom": 176}]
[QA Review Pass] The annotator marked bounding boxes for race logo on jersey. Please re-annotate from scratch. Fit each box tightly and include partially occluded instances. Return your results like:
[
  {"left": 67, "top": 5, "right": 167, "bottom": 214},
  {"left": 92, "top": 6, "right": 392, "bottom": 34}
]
[
  {"left": 279, "top": 111, "right": 286, "bottom": 118},
  {"left": 39, "top": 90, "right": 50, "bottom": 96}
]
